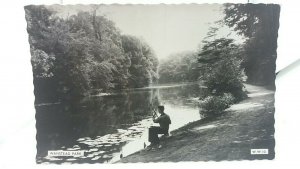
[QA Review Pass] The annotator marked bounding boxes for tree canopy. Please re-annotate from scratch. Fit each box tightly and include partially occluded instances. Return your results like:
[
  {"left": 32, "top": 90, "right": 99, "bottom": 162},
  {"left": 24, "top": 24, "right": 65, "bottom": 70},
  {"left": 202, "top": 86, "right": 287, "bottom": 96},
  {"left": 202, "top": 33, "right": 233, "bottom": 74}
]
[
  {"left": 224, "top": 4, "right": 280, "bottom": 86},
  {"left": 121, "top": 35, "right": 158, "bottom": 88},
  {"left": 25, "top": 5, "right": 158, "bottom": 102},
  {"left": 198, "top": 37, "right": 246, "bottom": 100}
]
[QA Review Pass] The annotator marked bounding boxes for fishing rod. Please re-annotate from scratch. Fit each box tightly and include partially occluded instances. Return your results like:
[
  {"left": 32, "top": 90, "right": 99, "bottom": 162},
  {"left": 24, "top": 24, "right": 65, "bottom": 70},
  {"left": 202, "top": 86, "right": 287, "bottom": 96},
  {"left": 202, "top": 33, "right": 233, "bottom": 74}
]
[
  {"left": 152, "top": 108, "right": 158, "bottom": 119},
  {"left": 150, "top": 103, "right": 158, "bottom": 119}
]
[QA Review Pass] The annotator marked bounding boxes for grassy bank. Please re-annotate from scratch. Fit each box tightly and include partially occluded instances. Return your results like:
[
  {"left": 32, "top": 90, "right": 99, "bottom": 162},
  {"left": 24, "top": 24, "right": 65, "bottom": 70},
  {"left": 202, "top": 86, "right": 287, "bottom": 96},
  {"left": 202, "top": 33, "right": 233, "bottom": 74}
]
[{"left": 118, "top": 84, "right": 275, "bottom": 162}]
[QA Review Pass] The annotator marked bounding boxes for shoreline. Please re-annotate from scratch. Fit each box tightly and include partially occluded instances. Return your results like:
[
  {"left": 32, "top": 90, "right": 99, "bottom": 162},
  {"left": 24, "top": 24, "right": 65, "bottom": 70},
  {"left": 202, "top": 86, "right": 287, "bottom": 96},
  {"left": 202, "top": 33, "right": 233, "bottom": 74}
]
[{"left": 117, "top": 84, "right": 275, "bottom": 163}]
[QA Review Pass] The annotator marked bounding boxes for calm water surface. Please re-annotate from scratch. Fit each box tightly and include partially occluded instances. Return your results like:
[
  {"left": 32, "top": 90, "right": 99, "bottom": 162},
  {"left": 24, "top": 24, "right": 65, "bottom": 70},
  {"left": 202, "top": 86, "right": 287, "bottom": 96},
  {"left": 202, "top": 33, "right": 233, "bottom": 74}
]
[{"left": 36, "top": 83, "right": 202, "bottom": 164}]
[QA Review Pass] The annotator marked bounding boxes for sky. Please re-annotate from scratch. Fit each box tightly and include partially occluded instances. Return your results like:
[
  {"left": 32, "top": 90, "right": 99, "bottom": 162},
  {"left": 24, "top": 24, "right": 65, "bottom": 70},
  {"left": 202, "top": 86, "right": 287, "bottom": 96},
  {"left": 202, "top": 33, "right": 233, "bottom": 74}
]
[{"left": 50, "top": 4, "right": 243, "bottom": 60}]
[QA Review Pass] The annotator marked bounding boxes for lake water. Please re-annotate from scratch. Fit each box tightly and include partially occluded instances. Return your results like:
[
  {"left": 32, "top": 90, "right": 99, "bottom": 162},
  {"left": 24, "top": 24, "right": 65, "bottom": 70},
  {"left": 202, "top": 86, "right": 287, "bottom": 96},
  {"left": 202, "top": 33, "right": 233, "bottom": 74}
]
[{"left": 35, "top": 83, "right": 202, "bottom": 164}]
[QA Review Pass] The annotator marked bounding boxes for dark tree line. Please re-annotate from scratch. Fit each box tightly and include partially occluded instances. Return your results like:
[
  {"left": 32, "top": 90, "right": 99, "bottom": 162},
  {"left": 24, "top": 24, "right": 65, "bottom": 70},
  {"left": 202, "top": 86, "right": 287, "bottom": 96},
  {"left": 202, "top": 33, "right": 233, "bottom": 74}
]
[
  {"left": 197, "top": 4, "right": 280, "bottom": 116},
  {"left": 224, "top": 4, "right": 280, "bottom": 86},
  {"left": 25, "top": 6, "right": 158, "bottom": 103},
  {"left": 121, "top": 35, "right": 159, "bottom": 88}
]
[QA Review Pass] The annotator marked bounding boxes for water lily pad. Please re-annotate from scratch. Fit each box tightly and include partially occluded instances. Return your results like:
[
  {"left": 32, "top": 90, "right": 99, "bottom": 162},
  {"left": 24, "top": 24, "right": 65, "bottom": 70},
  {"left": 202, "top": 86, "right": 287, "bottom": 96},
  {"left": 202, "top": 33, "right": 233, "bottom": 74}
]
[
  {"left": 102, "top": 154, "right": 112, "bottom": 158},
  {"left": 77, "top": 138, "right": 86, "bottom": 142},
  {"left": 104, "top": 144, "right": 112, "bottom": 147},
  {"left": 87, "top": 154, "right": 94, "bottom": 158},
  {"left": 91, "top": 156, "right": 100, "bottom": 160},
  {"left": 73, "top": 145, "right": 80, "bottom": 148},
  {"left": 45, "top": 156, "right": 61, "bottom": 161},
  {"left": 66, "top": 158, "right": 77, "bottom": 161},
  {"left": 66, "top": 148, "right": 75, "bottom": 150},
  {"left": 89, "top": 148, "right": 98, "bottom": 152}
]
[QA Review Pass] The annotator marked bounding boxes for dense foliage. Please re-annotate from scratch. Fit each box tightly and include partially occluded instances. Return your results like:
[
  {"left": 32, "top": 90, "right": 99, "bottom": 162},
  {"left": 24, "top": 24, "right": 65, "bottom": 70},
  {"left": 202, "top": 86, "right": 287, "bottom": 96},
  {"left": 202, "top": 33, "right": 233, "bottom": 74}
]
[
  {"left": 158, "top": 52, "right": 199, "bottom": 84},
  {"left": 199, "top": 38, "right": 246, "bottom": 100},
  {"left": 224, "top": 4, "right": 280, "bottom": 86},
  {"left": 121, "top": 35, "right": 158, "bottom": 88},
  {"left": 197, "top": 4, "right": 279, "bottom": 116},
  {"left": 25, "top": 6, "right": 158, "bottom": 102},
  {"left": 199, "top": 93, "right": 235, "bottom": 117},
  {"left": 198, "top": 37, "right": 247, "bottom": 116}
]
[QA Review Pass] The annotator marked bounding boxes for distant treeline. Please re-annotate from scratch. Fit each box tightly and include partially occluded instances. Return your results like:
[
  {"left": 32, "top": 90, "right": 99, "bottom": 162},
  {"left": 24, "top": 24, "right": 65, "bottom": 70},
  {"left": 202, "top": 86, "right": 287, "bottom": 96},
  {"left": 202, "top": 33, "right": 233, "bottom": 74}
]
[
  {"left": 25, "top": 6, "right": 158, "bottom": 102},
  {"left": 158, "top": 52, "right": 199, "bottom": 84}
]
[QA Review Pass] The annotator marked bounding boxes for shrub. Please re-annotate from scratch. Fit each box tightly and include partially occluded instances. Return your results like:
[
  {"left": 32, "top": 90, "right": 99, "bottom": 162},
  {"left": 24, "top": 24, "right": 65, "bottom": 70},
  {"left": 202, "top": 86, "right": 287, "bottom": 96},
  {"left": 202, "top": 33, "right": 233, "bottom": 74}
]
[
  {"left": 199, "top": 93, "right": 235, "bottom": 117},
  {"left": 204, "top": 58, "right": 247, "bottom": 102},
  {"left": 198, "top": 38, "right": 248, "bottom": 104}
]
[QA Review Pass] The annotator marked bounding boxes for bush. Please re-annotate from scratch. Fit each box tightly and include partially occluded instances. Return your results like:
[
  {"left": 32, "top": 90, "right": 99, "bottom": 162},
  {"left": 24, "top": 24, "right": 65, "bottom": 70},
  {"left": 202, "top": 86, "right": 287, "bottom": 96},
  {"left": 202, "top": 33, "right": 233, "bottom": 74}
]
[
  {"left": 199, "top": 93, "right": 235, "bottom": 117},
  {"left": 197, "top": 38, "right": 248, "bottom": 118},
  {"left": 204, "top": 58, "right": 247, "bottom": 102},
  {"left": 198, "top": 38, "right": 248, "bottom": 104}
]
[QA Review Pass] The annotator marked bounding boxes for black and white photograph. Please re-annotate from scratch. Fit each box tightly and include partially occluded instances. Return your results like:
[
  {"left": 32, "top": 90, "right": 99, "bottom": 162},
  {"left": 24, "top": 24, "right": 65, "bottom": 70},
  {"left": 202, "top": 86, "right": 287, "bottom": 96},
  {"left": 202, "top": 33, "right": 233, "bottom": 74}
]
[{"left": 24, "top": 3, "right": 280, "bottom": 164}]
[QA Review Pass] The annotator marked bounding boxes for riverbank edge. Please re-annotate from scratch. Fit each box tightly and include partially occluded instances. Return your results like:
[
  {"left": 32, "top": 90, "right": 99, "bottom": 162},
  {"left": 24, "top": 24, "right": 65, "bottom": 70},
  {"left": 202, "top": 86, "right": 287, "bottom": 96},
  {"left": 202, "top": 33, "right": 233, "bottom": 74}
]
[
  {"left": 115, "top": 110, "right": 224, "bottom": 163},
  {"left": 117, "top": 84, "right": 275, "bottom": 163}
]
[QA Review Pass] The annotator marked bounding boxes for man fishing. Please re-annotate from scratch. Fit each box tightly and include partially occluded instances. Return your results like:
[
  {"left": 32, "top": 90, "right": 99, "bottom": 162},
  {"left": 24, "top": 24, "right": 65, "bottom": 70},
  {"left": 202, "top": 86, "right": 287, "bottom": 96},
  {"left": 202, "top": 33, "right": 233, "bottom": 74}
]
[{"left": 147, "top": 105, "right": 171, "bottom": 149}]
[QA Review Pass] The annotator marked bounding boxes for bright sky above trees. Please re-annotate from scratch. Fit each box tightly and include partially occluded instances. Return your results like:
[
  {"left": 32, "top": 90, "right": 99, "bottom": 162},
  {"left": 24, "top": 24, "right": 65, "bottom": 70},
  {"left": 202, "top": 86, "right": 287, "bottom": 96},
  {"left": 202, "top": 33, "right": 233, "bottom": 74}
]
[{"left": 50, "top": 4, "right": 244, "bottom": 60}]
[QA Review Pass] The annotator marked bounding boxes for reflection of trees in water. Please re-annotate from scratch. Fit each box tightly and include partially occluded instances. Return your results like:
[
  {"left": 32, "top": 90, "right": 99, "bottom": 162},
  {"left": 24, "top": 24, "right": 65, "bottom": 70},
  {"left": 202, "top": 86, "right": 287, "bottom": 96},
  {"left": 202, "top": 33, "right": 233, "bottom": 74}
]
[
  {"left": 37, "top": 85, "right": 205, "bottom": 161},
  {"left": 83, "top": 89, "right": 159, "bottom": 137},
  {"left": 158, "top": 84, "right": 206, "bottom": 106},
  {"left": 36, "top": 104, "right": 87, "bottom": 157},
  {"left": 36, "top": 89, "right": 160, "bottom": 158}
]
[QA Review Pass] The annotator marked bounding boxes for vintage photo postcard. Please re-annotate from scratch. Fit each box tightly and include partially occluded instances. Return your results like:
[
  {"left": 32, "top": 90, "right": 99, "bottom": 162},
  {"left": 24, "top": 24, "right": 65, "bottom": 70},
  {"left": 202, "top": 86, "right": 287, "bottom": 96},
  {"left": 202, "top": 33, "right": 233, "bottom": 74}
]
[{"left": 24, "top": 3, "right": 280, "bottom": 164}]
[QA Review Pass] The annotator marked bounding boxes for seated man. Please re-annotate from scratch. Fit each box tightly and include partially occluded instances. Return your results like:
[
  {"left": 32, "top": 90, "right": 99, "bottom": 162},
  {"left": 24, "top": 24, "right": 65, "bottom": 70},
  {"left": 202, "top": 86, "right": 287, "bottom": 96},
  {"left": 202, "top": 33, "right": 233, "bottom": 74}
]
[{"left": 148, "top": 105, "right": 171, "bottom": 148}]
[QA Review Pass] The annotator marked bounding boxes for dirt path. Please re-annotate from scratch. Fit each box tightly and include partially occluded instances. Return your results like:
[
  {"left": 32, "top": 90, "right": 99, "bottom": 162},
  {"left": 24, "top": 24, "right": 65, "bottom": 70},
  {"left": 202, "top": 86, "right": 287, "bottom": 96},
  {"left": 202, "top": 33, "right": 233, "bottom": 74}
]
[{"left": 118, "top": 84, "right": 275, "bottom": 162}]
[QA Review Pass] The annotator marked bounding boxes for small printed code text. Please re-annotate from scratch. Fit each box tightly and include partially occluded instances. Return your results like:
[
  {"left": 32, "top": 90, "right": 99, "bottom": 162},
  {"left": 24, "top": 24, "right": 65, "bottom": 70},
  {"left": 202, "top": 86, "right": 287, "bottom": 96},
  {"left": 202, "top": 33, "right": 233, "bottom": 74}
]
[{"left": 251, "top": 149, "right": 269, "bottom": 155}]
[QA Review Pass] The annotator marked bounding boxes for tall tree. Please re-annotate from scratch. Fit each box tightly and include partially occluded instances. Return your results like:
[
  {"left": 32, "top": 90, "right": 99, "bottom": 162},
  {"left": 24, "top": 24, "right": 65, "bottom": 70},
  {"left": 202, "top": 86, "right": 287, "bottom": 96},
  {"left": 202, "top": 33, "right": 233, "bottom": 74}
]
[
  {"left": 224, "top": 4, "right": 280, "bottom": 86},
  {"left": 25, "top": 6, "right": 159, "bottom": 103},
  {"left": 198, "top": 38, "right": 246, "bottom": 101},
  {"left": 121, "top": 35, "right": 158, "bottom": 88}
]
